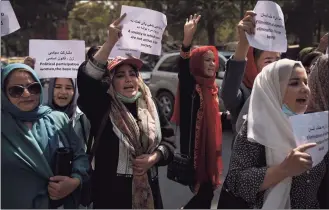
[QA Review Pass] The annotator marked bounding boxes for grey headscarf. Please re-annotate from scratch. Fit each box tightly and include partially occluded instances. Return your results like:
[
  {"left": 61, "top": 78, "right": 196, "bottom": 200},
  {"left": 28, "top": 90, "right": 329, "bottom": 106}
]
[{"left": 47, "top": 78, "right": 78, "bottom": 118}]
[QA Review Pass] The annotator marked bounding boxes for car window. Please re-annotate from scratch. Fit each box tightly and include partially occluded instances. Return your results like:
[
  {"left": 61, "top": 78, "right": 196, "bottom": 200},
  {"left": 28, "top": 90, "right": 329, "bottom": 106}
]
[
  {"left": 140, "top": 64, "right": 152, "bottom": 72},
  {"left": 158, "top": 55, "right": 180, "bottom": 73}
]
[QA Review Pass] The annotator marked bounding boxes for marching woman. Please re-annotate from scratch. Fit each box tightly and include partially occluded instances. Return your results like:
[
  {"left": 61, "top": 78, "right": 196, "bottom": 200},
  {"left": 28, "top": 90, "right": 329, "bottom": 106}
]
[
  {"left": 76, "top": 14, "right": 175, "bottom": 209},
  {"left": 1, "top": 63, "right": 89, "bottom": 208},
  {"left": 221, "top": 59, "right": 328, "bottom": 208},
  {"left": 170, "top": 14, "right": 223, "bottom": 209}
]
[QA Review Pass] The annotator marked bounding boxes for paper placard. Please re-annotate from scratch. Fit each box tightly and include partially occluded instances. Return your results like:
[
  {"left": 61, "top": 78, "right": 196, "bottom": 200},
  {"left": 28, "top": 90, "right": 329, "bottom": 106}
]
[
  {"left": 29, "top": 39, "right": 85, "bottom": 78},
  {"left": 1, "top": 1, "right": 20, "bottom": 36},
  {"left": 119, "top": 5, "right": 167, "bottom": 56},
  {"left": 246, "top": 1, "right": 287, "bottom": 53},
  {"left": 109, "top": 41, "right": 141, "bottom": 59},
  {"left": 290, "top": 111, "right": 329, "bottom": 167}
]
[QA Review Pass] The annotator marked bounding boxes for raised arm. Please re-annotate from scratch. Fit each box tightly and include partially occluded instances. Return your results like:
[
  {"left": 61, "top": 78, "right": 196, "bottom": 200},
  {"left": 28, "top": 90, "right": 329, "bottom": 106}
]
[
  {"left": 177, "top": 14, "right": 201, "bottom": 89},
  {"left": 220, "top": 11, "right": 256, "bottom": 119},
  {"left": 77, "top": 14, "right": 126, "bottom": 121}
]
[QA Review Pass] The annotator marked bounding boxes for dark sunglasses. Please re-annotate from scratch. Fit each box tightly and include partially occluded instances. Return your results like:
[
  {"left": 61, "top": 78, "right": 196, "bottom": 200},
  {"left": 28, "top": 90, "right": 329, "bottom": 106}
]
[{"left": 7, "top": 82, "right": 42, "bottom": 98}]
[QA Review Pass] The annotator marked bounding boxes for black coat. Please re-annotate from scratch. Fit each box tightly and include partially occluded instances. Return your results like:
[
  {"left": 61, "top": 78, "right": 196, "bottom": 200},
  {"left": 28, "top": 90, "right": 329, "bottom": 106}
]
[{"left": 77, "top": 61, "right": 176, "bottom": 209}]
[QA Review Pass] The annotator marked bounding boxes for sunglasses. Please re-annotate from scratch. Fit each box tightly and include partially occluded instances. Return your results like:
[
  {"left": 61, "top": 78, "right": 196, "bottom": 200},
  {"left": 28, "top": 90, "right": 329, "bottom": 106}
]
[{"left": 7, "top": 82, "right": 42, "bottom": 98}]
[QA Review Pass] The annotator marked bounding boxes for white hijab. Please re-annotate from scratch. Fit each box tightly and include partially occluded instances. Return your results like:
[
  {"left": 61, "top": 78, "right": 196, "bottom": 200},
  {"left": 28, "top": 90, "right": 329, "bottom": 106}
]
[{"left": 247, "top": 59, "right": 304, "bottom": 209}]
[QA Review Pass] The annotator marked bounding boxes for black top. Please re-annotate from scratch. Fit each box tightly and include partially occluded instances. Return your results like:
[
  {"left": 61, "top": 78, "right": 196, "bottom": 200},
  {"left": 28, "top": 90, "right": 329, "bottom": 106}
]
[
  {"left": 226, "top": 121, "right": 329, "bottom": 208},
  {"left": 76, "top": 61, "right": 176, "bottom": 208},
  {"left": 177, "top": 46, "right": 200, "bottom": 160}
]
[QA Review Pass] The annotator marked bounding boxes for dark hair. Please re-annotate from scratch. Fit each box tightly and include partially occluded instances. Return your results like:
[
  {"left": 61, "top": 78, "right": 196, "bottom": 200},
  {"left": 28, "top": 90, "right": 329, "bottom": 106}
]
[
  {"left": 253, "top": 48, "right": 264, "bottom": 62},
  {"left": 86, "top": 46, "right": 100, "bottom": 61},
  {"left": 101, "top": 63, "right": 139, "bottom": 87},
  {"left": 301, "top": 51, "right": 323, "bottom": 67},
  {"left": 3, "top": 68, "right": 30, "bottom": 90}
]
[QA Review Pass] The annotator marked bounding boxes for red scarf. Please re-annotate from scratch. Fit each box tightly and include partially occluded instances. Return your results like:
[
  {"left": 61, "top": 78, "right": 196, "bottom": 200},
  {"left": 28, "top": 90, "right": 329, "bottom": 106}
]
[
  {"left": 243, "top": 47, "right": 260, "bottom": 89},
  {"left": 171, "top": 46, "right": 223, "bottom": 189}
]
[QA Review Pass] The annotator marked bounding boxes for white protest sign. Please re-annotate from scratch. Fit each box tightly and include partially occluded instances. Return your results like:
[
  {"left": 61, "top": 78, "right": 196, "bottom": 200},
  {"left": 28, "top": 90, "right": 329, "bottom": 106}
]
[
  {"left": 119, "top": 5, "right": 167, "bottom": 56},
  {"left": 290, "top": 111, "right": 329, "bottom": 167},
  {"left": 29, "top": 39, "right": 85, "bottom": 78},
  {"left": 326, "top": 47, "right": 328, "bottom": 55},
  {"left": 1, "top": 1, "right": 20, "bottom": 36},
  {"left": 246, "top": 1, "right": 287, "bottom": 53},
  {"left": 109, "top": 41, "right": 141, "bottom": 59}
]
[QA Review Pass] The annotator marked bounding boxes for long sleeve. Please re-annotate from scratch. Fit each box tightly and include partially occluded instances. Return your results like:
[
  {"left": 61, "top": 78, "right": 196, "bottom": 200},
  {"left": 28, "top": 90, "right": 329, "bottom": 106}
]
[
  {"left": 225, "top": 121, "right": 267, "bottom": 204},
  {"left": 178, "top": 45, "right": 195, "bottom": 92},
  {"left": 220, "top": 58, "right": 247, "bottom": 126},
  {"left": 77, "top": 60, "right": 111, "bottom": 128},
  {"left": 153, "top": 98, "right": 176, "bottom": 166}
]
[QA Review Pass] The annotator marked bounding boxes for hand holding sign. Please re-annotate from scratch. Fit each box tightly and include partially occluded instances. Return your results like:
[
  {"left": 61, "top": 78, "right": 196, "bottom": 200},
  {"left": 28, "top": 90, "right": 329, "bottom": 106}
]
[
  {"left": 183, "top": 14, "right": 201, "bottom": 47},
  {"left": 237, "top": 11, "right": 256, "bottom": 46},
  {"left": 280, "top": 143, "right": 316, "bottom": 177},
  {"left": 108, "top": 13, "right": 127, "bottom": 45},
  {"left": 246, "top": 1, "right": 287, "bottom": 53}
]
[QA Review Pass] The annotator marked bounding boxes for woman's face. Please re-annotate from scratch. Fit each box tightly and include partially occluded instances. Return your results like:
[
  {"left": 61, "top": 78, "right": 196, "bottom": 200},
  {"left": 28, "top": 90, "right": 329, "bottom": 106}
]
[
  {"left": 256, "top": 51, "right": 281, "bottom": 72},
  {"left": 283, "top": 66, "right": 310, "bottom": 114},
  {"left": 5, "top": 70, "right": 40, "bottom": 111},
  {"left": 113, "top": 64, "right": 139, "bottom": 98},
  {"left": 53, "top": 78, "right": 74, "bottom": 107},
  {"left": 202, "top": 50, "right": 216, "bottom": 77}
]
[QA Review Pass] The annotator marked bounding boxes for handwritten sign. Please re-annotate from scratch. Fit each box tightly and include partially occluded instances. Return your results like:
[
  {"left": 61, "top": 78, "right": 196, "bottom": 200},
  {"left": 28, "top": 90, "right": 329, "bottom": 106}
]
[
  {"left": 246, "top": 1, "right": 287, "bottom": 53},
  {"left": 29, "top": 39, "right": 85, "bottom": 78},
  {"left": 1, "top": 1, "right": 20, "bottom": 36},
  {"left": 290, "top": 111, "right": 329, "bottom": 167},
  {"left": 109, "top": 41, "right": 141, "bottom": 59},
  {"left": 119, "top": 5, "right": 167, "bottom": 56}
]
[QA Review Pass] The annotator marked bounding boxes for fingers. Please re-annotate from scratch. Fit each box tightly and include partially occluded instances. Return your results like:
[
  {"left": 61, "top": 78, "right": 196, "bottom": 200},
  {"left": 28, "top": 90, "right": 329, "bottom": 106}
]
[
  {"left": 113, "top": 13, "right": 126, "bottom": 25},
  {"left": 298, "top": 152, "right": 312, "bottom": 161},
  {"left": 50, "top": 176, "right": 67, "bottom": 182},
  {"left": 238, "top": 21, "right": 255, "bottom": 34},
  {"left": 133, "top": 166, "right": 145, "bottom": 176},
  {"left": 244, "top": 10, "right": 256, "bottom": 18},
  {"left": 195, "top": 15, "right": 201, "bottom": 24},
  {"left": 295, "top": 143, "right": 317, "bottom": 152}
]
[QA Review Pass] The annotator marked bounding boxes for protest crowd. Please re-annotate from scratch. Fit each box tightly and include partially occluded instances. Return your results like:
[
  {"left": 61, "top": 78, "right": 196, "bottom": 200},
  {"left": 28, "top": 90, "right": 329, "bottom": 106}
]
[{"left": 1, "top": 0, "right": 329, "bottom": 209}]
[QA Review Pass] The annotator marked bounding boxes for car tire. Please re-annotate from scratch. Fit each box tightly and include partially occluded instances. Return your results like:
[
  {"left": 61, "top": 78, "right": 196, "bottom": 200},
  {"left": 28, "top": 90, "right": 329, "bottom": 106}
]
[{"left": 157, "top": 91, "right": 175, "bottom": 120}]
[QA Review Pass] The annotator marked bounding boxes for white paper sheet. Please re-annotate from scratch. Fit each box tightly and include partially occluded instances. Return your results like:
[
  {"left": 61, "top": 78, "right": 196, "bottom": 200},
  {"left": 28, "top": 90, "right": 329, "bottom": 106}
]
[
  {"left": 29, "top": 39, "right": 85, "bottom": 79},
  {"left": 246, "top": 1, "right": 287, "bottom": 53},
  {"left": 119, "top": 5, "right": 167, "bottom": 56},
  {"left": 1, "top": 1, "right": 20, "bottom": 36},
  {"left": 109, "top": 41, "right": 141, "bottom": 59},
  {"left": 289, "top": 111, "right": 329, "bottom": 167}
]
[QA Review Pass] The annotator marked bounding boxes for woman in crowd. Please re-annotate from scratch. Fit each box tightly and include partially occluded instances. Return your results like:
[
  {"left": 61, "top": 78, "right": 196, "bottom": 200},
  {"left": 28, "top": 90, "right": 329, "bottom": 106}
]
[
  {"left": 307, "top": 54, "right": 329, "bottom": 208},
  {"left": 47, "top": 78, "right": 91, "bottom": 148},
  {"left": 23, "top": 57, "right": 91, "bottom": 148},
  {"left": 220, "top": 11, "right": 280, "bottom": 134},
  {"left": 222, "top": 59, "right": 328, "bottom": 208},
  {"left": 170, "top": 14, "right": 223, "bottom": 209},
  {"left": 76, "top": 14, "right": 175, "bottom": 209},
  {"left": 1, "top": 63, "right": 89, "bottom": 208}
]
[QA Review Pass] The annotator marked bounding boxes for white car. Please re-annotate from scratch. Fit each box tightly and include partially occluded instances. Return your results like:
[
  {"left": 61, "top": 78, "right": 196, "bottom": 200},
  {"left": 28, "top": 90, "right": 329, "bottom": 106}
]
[{"left": 149, "top": 51, "right": 227, "bottom": 119}]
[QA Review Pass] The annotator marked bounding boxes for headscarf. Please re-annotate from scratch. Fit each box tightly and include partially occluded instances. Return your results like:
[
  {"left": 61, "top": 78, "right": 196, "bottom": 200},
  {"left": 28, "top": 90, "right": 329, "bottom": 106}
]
[
  {"left": 106, "top": 57, "right": 162, "bottom": 209},
  {"left": 242, "top": 47, "right": 260, "bottom": 89},
  {"left": 1, "top": 64, "right": 54, "bottom": 208},
  {"left": 247, "top": 59, "right": 304, "bottom": 208},
  {"left": 307, "top": 55, "right": 329, "bottom": 112},
  {"left": 171, "top": 46, "right": 223, "bottom": 190},
  {"left": 47, "top": 78, "right": 78, "bottom": 118}
]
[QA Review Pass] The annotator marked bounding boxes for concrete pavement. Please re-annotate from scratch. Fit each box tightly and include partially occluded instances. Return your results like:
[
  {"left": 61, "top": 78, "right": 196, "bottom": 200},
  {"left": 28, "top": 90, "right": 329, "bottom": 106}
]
[{"left": 158, "top": 130, "right": 234, "bottom": 209}]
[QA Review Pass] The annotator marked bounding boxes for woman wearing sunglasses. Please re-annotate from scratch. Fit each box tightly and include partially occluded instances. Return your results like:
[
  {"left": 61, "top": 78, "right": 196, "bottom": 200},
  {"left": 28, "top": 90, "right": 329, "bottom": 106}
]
[{"left": 1, "top": 63, "right": 89, "bottom": 208}]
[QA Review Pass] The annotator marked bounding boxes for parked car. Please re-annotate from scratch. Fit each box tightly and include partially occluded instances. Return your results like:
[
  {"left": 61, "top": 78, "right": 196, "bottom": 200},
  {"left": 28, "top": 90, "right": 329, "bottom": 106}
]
[
  {"left": 149, "top": 51, "right": 227, "bottom": 119},
  {"left": 139, "top": 62, "right": 153, "bottom": 86}
]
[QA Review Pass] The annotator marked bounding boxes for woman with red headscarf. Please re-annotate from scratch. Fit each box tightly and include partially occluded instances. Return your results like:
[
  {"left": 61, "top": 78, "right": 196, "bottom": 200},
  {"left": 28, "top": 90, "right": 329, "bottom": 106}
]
[
  {"left": 170, "top": 14, "right": 223, "bottom": 209},
  {"left": 221, "top": 11, "right": 280, "bottom": 135}
]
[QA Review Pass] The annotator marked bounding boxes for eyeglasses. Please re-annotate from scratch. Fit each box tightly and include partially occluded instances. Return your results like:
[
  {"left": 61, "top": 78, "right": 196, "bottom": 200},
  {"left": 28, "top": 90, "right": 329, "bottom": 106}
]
[{"left": 7, "top": 82, "right": 41, "bottom": 98}]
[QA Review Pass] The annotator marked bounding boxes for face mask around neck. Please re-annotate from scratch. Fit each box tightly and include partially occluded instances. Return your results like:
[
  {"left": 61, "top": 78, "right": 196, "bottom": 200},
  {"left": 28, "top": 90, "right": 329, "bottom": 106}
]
[{"left": 282, "top": 104, "right": 297, "bottom": 117}]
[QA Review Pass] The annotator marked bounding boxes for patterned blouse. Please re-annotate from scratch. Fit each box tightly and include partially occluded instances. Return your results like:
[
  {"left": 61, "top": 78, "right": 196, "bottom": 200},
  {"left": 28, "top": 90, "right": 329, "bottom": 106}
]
[{"left": 226, "top": 121, "right": 329, "bottom": 208}]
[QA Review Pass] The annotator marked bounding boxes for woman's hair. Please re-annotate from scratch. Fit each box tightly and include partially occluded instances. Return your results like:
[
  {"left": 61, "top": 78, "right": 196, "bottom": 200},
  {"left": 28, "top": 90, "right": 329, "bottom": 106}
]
[
  {"left": 253, "top": 48, "right": 264, "bottom": 62},
  {"left": 101, "top": 63, "right": 139, "bottom": 87},
  {"left": 86, "top": 46, "right": 100, "bottom": 61},
  {"left": 301, "top": 51, "right": 322, "bottom": 67},
  {"left": 3, "top": 68, "right": 30, "bottom": 90}
]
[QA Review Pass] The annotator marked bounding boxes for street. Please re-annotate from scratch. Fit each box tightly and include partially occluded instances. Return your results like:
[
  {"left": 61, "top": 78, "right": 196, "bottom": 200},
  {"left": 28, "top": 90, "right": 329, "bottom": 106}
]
[{"left": 158, "top": 128, "right": 234, "bottom": 209}]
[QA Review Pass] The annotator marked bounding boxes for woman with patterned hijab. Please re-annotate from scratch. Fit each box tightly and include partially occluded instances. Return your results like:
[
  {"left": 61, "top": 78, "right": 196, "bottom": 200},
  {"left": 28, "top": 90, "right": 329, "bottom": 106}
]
[{"left": 76, "top": 14, "right": 175, "bottom": 209}]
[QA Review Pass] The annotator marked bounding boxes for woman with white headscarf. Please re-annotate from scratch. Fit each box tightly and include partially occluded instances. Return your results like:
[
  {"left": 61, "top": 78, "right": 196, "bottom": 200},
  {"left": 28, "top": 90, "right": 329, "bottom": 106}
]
[{"left": 222, "top": 59, "right": 328, "bottom": 208}]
